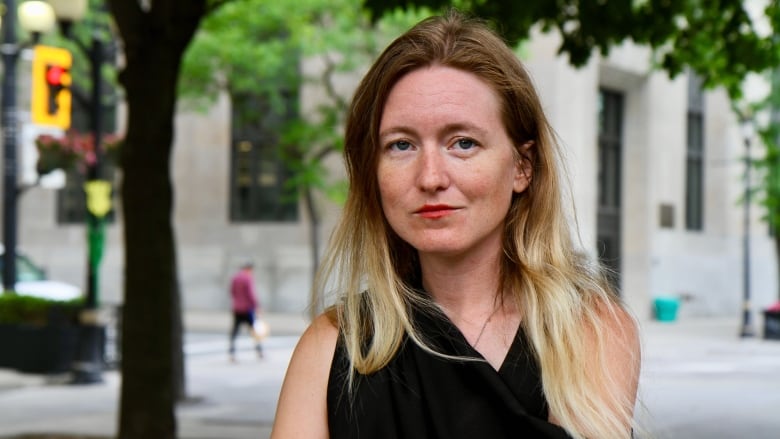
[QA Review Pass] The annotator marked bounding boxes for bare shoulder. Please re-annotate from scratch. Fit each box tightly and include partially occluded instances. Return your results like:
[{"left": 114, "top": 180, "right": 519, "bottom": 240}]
[
  {"left": 297, "top": 311, "right": 340, "bottom": 356},
  {"left": 595, "top": 300, "right": 642, "bottom": 407},
  {"left": 601, "top": 301, "right": 640, "bottom": 355},
  {"left": 588, "top": 299, "right": 640, "bottom": 368},
  {"left": 270, "top": 312, "right": 339, "bottom": 439}
]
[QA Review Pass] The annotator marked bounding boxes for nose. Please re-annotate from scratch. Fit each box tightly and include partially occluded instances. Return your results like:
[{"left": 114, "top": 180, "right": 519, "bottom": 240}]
[{"left": 416, "top": 146, "right": 450, "bottom": 192}]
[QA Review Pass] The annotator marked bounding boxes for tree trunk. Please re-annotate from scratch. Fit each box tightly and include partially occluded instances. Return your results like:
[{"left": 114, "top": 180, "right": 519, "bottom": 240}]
[
  {"left": 117, "top": 64, "right": 178, "bottom": 436},
  {"left": 108, "top": 2, "right": 205, "bottom": 438}
]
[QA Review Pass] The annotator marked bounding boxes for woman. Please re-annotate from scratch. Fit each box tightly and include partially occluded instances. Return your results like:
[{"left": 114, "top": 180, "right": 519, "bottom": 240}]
[{"left": 272, "top": 11, "right": 640, "bottom": 439}]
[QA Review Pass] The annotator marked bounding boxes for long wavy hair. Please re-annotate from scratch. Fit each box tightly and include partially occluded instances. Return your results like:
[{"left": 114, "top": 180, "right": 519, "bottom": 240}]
[{"left": 315, "top": 10, "right": 638, "bottom": 439}]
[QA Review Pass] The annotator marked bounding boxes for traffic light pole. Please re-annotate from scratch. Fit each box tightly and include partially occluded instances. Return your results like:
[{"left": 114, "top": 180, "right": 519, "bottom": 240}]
[
  {"left": 69, "top": 32, "right": 107, "bottom": 385},
  {"left": 2, "top": 0, "right": 20, "bottom": 293},
  {"left": 85, "top": 35, "right": 103, "bottom": 309},
  {"left": 0, "top": 1, "right": 108, "bottom": 383}
]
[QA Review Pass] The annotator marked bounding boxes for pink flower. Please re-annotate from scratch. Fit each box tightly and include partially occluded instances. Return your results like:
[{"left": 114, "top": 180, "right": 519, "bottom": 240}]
[{"left": 35, "top": 129, "right": 123, "bottom": 176}]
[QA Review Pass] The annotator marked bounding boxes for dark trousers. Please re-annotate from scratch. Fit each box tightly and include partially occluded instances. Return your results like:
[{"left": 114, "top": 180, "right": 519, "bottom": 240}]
[{"left": 229, "top": 310, "right": 263, "bottom": 355}]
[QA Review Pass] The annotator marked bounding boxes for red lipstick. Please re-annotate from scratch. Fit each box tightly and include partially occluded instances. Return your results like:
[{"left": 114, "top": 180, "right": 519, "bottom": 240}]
[{"left": 415, "top": 204, "right": 456, "bottom": 219}]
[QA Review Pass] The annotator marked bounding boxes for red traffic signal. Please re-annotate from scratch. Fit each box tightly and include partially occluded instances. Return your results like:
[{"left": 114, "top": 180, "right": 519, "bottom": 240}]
[
  {"left": 44, "top": 65, "right": 68, "bottom": 115},
  {"left": 31, "top": 45, "right": 72, "bottom": 129},
  {"left": 46, "top": 65, "right": 66, "bottom": 86}
]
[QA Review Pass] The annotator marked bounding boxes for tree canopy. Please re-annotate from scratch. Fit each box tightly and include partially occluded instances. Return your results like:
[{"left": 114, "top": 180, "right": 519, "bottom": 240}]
[{"left": 366, "top": 0, "right": 780, "bottom": 100}]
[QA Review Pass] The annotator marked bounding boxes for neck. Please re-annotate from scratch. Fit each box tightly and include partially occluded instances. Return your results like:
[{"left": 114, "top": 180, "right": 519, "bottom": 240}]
[{"left": 420, "top": 249, "right": 503, "bottom": 316}]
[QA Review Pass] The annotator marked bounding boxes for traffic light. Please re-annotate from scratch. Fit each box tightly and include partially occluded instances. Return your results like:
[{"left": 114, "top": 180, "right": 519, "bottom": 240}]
[{"left": 31, "top": 45, "right": 72, "bottom": 129}]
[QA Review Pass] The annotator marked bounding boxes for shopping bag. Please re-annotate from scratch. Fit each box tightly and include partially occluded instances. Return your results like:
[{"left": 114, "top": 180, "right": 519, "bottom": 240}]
[{"left": 253, "top": 319, "right": 270, "bottom": 340}]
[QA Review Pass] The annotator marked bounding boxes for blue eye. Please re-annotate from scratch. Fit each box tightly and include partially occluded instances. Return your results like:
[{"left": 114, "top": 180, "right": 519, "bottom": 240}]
[
  {"left": 455, "top": 138, "right": 476, "bottom": 150},
  {"left": 390, "top": 140, "right": 412, "bottom": 151}
]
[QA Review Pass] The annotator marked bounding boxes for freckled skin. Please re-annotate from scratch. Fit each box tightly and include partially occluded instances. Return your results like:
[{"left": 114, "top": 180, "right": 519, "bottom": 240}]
[{"left": 377, "top": 66, "right": 530, "bottom": 261}]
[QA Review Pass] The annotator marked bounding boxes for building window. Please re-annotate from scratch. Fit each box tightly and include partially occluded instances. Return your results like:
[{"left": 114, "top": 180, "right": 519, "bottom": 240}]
[
  {"left": 229, "top": 93, "right": 298, "bottom": 222},
  {"left": 598, "top": 90, "right": 623, "bottom": 211},
  {"left": 57, "top": 169, "right": 87, "bottom": 224},
  {"left": 597, "top": 89, "right": 624, "bottom": 291},
  {"left": 685, "top": 73, "right": 705, "bottom": 231}
]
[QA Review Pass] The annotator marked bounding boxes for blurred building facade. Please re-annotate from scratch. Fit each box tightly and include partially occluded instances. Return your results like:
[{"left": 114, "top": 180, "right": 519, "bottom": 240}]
[
  {"left": 524, "top": 30, "right": 777, "bottom": 320},
  {"left": 6, "top": 28, "right": 778, "bottom": 321}
]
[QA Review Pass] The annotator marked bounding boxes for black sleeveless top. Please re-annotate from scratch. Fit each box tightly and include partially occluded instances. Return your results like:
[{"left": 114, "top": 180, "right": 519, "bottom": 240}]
[{"left": 327, "top": 308, "right": 572, "bottom": 438}]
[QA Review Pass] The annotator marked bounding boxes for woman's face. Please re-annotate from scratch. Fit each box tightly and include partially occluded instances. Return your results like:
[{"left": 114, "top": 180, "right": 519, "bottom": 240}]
[{"left": 377, "top": 65, "right": 531, "bottom": 260}]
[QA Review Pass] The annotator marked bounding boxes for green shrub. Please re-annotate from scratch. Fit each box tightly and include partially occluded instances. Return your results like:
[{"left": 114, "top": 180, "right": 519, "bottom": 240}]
[{"left": 0, "top": 293, "right": 83, "bottom": 325}]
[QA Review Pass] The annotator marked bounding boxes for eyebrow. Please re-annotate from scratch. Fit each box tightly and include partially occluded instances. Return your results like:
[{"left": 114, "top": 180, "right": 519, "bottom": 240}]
[{"left": 379, "top": 122, "right": 490, "bottom": 142}]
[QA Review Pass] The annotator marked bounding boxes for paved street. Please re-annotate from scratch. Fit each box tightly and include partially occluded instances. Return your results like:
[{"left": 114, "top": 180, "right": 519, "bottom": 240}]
[
  {"left": 0, "top": 312, "right": 778, "bottom": 438},
  {"left": 0, "top": 311, "right": 304, "bottom": 439},
  {"left": 638, "top": 317, "right": 780, "bottom": 438},
  {"left": 0, "top": 332, "right": 298, "bottom": 439}
]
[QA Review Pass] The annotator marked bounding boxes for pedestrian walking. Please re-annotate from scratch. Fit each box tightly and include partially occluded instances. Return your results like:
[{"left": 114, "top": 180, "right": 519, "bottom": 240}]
[{"left": 229, "top": 261, "right": 265, "bottom": 362}]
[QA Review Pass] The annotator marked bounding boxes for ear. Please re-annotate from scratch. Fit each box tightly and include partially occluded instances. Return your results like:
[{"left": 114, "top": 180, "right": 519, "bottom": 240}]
[{"left": 513, "top": 140, "right": 535, "bottom": 193}]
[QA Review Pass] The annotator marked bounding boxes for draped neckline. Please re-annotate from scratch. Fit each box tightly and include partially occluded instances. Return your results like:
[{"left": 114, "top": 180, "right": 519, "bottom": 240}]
[{"left": 415, "top": 304, "right": 526, "bottom": 374}]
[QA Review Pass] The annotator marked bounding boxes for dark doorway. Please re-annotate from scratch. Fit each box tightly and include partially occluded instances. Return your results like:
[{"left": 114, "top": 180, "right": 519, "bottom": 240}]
[{"left": 597, "top": 89, "right": 624, "bottom": 291}]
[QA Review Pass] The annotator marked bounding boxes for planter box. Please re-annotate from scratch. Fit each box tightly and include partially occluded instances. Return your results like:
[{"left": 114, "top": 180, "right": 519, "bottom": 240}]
[{"left": 0, "top": 323, "right": 80, "bottom": 374}]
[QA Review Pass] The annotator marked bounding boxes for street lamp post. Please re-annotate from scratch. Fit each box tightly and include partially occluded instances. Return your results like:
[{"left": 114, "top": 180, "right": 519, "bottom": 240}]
[
  {"left": 85, "top": 34, "right": 104, "bottom": 309},
  {"left": 1, "top": 0, "right": 22, "bottom": 293},
  {"left": 740, "top": 117, "right": 756, "bottom": 338},
  {"left": 49, "top": 0, "right": 103, "bottom": 310},
  {"left": 1, "top": 0, "right": 106, "bottom": 383},
  {"left": 47, "top": 0, "right": 110, "bottom": 384},
  {"left": 2, "top": 0, "right": 56, "bottom": 292}
]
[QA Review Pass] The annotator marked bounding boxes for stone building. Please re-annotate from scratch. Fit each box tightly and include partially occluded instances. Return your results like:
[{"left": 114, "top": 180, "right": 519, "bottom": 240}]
[{"left": 6, "top": 26, "right": 777, "bottom": 325}]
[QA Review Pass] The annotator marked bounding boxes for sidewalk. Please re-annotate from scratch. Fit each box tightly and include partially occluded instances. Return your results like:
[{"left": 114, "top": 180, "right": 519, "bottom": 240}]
[
  {"left": 0, "top": 310, "right": 306, "bottom": 439},
  {"left": 638, "top": 315, "right": 780, "bottom": 438},
  {"left": 183, "top": 309, "right": 310, "bottom": 336},
  {"left": 0, "top": 312, "right": 779, "bottom": 438},
  {"left": 0, "top": 310, "right": 309, "bottom": 392}
]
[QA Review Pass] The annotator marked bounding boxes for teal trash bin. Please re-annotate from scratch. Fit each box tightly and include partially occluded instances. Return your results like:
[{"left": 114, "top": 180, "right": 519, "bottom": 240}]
[{"left": 653, "top": 297, "right": 679, "bottom": 322}]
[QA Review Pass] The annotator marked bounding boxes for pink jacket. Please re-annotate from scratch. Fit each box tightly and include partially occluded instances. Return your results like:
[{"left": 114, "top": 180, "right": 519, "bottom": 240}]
[{"left": 230, "top": 270, "right": 258, "bottom": 313}]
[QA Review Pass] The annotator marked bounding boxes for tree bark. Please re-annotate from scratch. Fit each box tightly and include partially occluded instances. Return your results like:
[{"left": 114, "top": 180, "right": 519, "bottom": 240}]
[
  {"left": 108, "top": 2, "right": 205, "bottom": 438},
  {"left": 117, "top": 57, "right": 178, "bottom": 437}
]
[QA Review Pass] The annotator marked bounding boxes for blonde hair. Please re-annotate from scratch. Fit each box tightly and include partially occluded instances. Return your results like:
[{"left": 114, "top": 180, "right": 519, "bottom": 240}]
[{"left": 315, "top": 10, "right": 638, "bottom": 439}]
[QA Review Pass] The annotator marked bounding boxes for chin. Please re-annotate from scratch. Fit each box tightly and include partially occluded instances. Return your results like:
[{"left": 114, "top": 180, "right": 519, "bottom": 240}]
[{"left": 414, "top": 244, "right": 468, "bottom": 257}]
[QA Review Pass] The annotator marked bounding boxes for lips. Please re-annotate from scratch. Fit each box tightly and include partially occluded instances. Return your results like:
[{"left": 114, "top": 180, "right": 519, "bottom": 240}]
[{"left": 415, "top": 204, "right": 457, "bottom": 219}]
